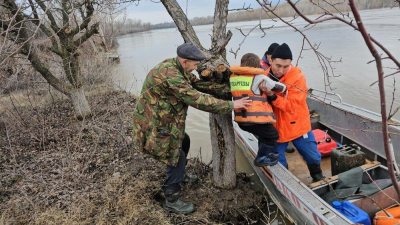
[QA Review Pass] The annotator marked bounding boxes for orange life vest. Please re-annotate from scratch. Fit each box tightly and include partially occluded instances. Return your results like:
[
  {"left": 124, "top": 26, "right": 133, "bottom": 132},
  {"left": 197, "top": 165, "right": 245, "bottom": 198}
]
[
  {"left": 374, "top": 206, "right": 400, "bottom": 225},
  {"left": 230, "top": 66, "right": 276, "bottom": 124}
]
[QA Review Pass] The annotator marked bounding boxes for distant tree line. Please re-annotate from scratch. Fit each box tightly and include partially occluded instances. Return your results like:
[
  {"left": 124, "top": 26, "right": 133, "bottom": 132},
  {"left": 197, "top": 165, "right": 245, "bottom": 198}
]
[
  {"left": 118, "top": 18, "right": 151, "bottom": 35},
  {"left": 150, "top": 0, "right": 395, "bottom": 30}
]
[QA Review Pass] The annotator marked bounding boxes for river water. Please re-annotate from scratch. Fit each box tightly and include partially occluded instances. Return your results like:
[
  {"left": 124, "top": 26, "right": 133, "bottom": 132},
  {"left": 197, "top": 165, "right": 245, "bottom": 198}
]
[{"left": 116, "top": 8, "right": 400, "bottom": 164}]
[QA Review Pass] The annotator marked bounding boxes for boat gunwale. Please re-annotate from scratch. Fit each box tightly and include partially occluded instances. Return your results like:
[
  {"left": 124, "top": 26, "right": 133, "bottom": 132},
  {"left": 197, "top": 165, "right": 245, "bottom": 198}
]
[{"left": 308, "top": 94, "right": 400, "bottom": 128}]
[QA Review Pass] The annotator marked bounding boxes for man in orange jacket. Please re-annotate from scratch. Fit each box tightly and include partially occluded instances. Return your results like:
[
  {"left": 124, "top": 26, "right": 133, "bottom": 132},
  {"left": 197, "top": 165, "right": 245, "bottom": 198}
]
[{"left": 261, "top": 43, "right": 324, "bottom": 181}]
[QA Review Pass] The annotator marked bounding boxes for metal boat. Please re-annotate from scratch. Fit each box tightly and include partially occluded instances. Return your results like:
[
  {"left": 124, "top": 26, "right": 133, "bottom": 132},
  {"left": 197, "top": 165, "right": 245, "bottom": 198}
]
[{"left": 234, "top": 90, "right": 400, "bottom": 224}]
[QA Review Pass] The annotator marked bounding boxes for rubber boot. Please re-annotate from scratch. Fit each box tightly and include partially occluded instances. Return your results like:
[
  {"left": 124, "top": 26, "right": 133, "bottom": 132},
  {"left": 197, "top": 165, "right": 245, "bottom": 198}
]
[
  {"left": 285, "top": 144, "right": 295, "bottom": 153},
  {"left": 182, "top": 173, "right": 198, "bottom": 184},
  {"left": 307, "top": 164, "right": 325, "bottom": 182},
  {"left": 254, "top": 142, "right": 279, "bottom": 167},
  {"left": 163, "top": 191, "right": 195, "bottom": 214}
]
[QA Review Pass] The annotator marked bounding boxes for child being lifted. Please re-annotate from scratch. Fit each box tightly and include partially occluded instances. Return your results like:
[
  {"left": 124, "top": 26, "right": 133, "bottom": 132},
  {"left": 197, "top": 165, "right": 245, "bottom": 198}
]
[{"left": 230, "top": 53, "right": 286, "bottom": 166}]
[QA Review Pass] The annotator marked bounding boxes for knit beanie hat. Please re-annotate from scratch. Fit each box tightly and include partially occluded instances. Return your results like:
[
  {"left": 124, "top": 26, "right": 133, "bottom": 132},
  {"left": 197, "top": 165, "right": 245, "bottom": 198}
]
[
  {"left": 264, "top": 43, "right": 279, "bottom": 57},
  {"left": 271, "top": 43, "right": 292, "bottom": 60}
]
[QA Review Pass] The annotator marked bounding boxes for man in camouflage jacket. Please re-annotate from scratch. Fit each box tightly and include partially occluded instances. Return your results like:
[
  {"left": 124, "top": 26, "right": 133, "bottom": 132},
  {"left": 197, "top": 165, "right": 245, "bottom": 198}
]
[{"left": 133, "top": 43, "right": 251, "bottom": 214}]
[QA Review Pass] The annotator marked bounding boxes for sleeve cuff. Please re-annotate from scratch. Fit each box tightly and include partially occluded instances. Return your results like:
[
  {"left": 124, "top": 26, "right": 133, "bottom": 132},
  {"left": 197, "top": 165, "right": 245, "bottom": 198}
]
[
  {"left": 267, "top": 94, "right": 277, "bottom": 102},
  {"left": 228, "top": 101, "right": 234, "bottom": 111}
]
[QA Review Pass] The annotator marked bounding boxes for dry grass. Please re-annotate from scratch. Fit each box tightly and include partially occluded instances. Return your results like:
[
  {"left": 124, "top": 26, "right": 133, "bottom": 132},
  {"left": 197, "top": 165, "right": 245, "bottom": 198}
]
[
  {"left": 0, "top": 83, "right": 269, "bottom": 224},
  {"left": 1, "top": 31, "right": 270, "bottom": 223}
]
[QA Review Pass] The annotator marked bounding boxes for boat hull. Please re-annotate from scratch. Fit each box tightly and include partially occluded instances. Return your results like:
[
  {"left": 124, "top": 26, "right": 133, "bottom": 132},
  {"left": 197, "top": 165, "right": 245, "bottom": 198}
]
[{"left": 234, "top": 123, "right": 352, "bottom": 225}]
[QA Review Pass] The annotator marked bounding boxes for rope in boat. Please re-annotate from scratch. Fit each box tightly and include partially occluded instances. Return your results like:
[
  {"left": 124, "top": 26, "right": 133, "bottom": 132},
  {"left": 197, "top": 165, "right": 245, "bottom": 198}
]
[{"left": 363, "top": 167, "right": 400, "bottom": 206}]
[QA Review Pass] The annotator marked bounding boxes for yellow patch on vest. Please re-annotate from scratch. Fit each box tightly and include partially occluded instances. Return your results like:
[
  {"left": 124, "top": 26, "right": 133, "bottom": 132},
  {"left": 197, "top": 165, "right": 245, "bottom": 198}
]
[{"left": 230, "top": 76, "right": 253, "bottom": 91}]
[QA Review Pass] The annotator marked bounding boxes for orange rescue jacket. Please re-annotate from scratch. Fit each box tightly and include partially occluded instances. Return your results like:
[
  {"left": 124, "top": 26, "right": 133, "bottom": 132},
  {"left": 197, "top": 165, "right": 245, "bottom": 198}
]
[
  {"left": 230, "top": 66, "right": 276, "bottom": 124},
  {"left": 265, "top": 66, "right": 311, "bottom": 143}
]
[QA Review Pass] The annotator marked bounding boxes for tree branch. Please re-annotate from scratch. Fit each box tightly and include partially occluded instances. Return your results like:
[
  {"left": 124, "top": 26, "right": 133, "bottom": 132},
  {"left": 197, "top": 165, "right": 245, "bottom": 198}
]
[
  {"left": 61, "top": 0, "right": 70, "bottom": 29},
  {"left": 2, "top": 0, "right": 71, "bottom": 95},
  {"left": 387, "top": 78, "right": 397, "bottom": 121},
  {"left": 70, "top": 0, "right": 96, "bottom": 36},
  {"left": 27, "top": 0, "right": 39, "bottom": 20},
  {"left": 257, "top": 0, "right": 337, "bottom": 90},
  {"left": 296, "top": 37, "right": 305, "bottom": 67},
  {"left": 388, "top": 107, "right": 400, "bottom": 122},
  {"left": 229, "top": 24, "right": 259, "bottom": 59},
  {"left": 211, "top": 0, "right": 229, "bottom": 55},
  {"left": 160, "top": 0, "right": 208, "bottom": 56},
  {"left": 370, "top": 70, "right": 400, "bottom": 86},
  {"left": 25, "top": 1, "right": 62, "bottom": 56},
  {"left": 216, "top": 30, "right": 232, "bottom": 54},
  {"left": 287, "top": 0, "right": 400, "bottom": 70},
  {"left": 22, "top": 46, "right": 72, "bottom": 95},
  {"left": 1, "top": 0, "right": 48, "bottom": 65},
  {"left": 74, "top": 22, "right": 99, "bottom": 47},
  {"left": 349, "top": 0, "right": 400, "bottom": 201},
  {"left": 34, "top": 0, "right": 61, "bottom": 32},
  {"left": 228, "top": 3, "right": 253, "bottom": 12}
]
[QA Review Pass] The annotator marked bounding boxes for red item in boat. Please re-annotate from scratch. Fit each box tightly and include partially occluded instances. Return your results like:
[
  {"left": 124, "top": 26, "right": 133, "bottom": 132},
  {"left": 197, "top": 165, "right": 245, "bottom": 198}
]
[{"left": 312, "top": 129, "right": 337, "bottom": 157}]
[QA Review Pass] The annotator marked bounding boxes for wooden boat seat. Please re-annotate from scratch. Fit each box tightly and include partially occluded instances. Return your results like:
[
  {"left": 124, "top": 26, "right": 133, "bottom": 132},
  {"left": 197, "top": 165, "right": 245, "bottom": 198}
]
[{"left": 308, "top": 160, "right": 381, "bottom": 189}]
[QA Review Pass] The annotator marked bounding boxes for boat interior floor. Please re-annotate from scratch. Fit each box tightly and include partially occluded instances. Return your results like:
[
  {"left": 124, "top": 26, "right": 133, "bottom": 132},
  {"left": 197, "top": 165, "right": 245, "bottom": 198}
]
[
  {"left": 286, "top": 144, "right": 381, "bottom": 189},
  {"left": 286, "top": 144, "right": 332, "bottom": 185}
]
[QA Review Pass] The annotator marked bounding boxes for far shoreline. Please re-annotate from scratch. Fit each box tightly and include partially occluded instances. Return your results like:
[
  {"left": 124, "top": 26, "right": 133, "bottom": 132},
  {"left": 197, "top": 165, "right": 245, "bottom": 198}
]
[{"left": 120, "top": 6, "right": 394, "bottom": 36}]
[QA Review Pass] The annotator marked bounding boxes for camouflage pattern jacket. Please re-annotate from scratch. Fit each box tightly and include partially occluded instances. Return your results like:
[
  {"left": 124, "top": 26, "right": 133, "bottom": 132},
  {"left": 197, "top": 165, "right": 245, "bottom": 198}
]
[{"left": 133, "top": 58, "right": 233, "bottom": 166}]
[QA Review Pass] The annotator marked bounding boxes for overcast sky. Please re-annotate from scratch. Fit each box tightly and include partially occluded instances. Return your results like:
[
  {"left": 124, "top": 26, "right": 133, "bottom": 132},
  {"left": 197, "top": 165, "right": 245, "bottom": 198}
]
[{"left": 125, "top": 0, "right": 278, "bottom": 24}]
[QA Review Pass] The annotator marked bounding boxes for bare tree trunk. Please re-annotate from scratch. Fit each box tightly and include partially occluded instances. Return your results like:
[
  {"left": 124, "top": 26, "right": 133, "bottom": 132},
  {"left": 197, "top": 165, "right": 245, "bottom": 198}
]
[
  {"left": 209, "top": 0, "right": 236, "bottom": 188},
  {"left": 161, "top": 0, "right": 236, "bottom": 188},
  {"left": 210, "top": 114, "right": 236, "bottom": 188},
  {"left": 69, "top": 87, "right": 91, "bottom": 120}
]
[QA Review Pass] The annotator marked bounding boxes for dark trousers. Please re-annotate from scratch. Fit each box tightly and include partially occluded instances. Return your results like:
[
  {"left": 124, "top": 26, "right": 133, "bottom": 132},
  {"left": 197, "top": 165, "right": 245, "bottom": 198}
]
[
  {"left": 239, "top": 123, "right": 279, "bottom": 152},
  {"left": 163, "top": 133, "right": 190, "bottom": 195}
]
